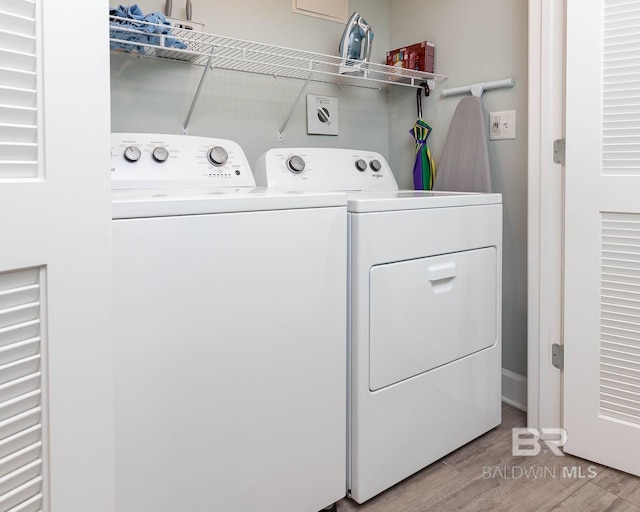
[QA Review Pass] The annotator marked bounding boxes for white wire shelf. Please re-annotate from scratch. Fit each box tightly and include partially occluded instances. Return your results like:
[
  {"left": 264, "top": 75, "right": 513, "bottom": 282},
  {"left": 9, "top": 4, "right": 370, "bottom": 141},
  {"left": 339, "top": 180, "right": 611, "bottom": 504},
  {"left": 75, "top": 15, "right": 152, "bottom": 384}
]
[{"left": 109, "top": 16, "right": 447, "bottom": 90}]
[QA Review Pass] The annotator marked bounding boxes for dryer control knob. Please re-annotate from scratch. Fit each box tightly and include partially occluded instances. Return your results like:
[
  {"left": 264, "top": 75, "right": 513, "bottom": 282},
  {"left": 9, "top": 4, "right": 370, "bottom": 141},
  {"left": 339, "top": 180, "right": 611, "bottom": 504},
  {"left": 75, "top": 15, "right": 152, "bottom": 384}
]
[
  {"left": 287, "top": 155, "right": 306, "bottom": 173},
  {"left": 355, "top": 159, "right": 367, "bottom": 172},
  {"left": 370, "top": 159, "right": 382, "bottom": 172},
  {"left": 152, "top": 146, "right": 169, "bottom": 163},
  {"left": 207, "top": 146, "right": 229, "bottom": 166},
  {"left": 124, "top": 146, "right": 142, "bottom": 163}
]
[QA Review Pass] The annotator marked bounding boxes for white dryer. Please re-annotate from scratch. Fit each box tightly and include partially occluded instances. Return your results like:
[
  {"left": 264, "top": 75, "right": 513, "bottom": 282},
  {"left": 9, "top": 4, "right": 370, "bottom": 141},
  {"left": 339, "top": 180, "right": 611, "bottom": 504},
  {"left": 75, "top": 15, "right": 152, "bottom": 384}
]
[
  {"left": 254, "top": 148, "right": 502, "bottom": 504},
  {"left": 111, "top": 134, "right": 347, "bottom": 512}
]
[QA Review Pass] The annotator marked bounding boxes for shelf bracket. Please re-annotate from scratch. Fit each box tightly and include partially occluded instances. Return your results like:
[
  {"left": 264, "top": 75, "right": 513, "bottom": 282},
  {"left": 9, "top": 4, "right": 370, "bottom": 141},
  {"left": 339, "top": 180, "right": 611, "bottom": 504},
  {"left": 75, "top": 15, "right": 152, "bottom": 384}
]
[
  {"left": 277, "top": 63, "right": 317, "bottom": 141},
  {"left": 182, "top": 46, "right": 217, "bottom": 135}
]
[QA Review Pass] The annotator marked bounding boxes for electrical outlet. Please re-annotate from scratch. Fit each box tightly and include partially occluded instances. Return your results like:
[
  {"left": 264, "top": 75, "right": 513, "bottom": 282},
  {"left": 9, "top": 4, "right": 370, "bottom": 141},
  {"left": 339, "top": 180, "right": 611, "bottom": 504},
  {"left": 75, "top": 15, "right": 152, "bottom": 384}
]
[{"left": 489, "top": 110, "right": 516, "bottom": 140}]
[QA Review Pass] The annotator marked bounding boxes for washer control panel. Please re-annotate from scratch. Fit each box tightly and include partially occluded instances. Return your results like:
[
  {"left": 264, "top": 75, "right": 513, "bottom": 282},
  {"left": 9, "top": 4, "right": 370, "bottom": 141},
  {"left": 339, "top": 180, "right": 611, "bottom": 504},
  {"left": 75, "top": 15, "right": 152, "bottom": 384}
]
[
  {"left": 253, "top": 148, "right": 398, "bottom": 192},
  {"left": 111, "top": 133, "right": 255, "bottom": 189}
]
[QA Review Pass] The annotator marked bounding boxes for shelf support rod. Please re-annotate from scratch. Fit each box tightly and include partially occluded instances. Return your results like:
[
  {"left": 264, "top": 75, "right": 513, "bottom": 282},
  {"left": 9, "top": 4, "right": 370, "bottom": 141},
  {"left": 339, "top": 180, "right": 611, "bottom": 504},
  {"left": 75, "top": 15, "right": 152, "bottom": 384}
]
[
  {"left": 277, "top": 63, "right": 317, "bottom": 141},
  {"left": 182, "top": 46, "right": 217, "bottom": 134}
]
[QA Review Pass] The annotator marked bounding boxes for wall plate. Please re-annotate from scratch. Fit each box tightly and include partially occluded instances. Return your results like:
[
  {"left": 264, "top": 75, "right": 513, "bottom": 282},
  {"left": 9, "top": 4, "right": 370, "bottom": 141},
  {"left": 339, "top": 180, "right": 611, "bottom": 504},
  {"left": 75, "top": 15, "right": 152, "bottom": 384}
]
[
  {"left": 307, "top": 95, "right": 339, "bottom": 136},
  {"left": 489, "top": 110, "right": 517, "bottom": 140}
]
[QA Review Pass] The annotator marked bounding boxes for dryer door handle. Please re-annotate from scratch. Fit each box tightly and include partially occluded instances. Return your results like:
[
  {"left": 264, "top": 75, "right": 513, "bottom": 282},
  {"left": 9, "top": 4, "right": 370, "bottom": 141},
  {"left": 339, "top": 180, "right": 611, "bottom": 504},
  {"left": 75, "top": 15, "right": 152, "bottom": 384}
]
[{"left": 427, "top": 262, "right": 457, "bottom": 282}]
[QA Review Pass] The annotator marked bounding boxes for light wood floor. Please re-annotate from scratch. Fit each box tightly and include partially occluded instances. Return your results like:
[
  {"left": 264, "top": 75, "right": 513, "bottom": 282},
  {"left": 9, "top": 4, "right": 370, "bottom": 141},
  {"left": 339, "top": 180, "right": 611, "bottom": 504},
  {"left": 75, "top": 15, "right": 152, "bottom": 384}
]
[{"left": 338, "top": 403, "right": 640, "bottom": 512}]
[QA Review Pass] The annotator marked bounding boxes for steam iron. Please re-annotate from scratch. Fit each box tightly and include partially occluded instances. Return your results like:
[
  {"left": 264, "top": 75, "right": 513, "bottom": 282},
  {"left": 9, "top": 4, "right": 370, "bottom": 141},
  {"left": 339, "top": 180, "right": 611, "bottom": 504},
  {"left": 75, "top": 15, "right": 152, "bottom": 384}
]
[{"left": 339, "top": 12, "right": 374, "bottom": 75}]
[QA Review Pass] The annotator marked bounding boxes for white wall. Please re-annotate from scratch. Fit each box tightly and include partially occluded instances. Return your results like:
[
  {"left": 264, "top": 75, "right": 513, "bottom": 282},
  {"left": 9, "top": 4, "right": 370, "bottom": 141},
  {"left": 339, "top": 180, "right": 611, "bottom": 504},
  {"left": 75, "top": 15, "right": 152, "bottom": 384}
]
[
  {"left": 387, "top": 0, "right": 529, "bottom": 378},
  {"left": 111, "top": 0, "right": 391, "bottom": 166}
]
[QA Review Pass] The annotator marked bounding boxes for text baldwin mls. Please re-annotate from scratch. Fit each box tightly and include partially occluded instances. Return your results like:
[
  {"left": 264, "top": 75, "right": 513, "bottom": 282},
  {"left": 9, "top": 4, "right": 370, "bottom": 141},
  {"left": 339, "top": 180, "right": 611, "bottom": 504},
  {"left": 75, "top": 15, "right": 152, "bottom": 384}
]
[{"left": 482, "top": 465, "right": 598, "bottom": 480}]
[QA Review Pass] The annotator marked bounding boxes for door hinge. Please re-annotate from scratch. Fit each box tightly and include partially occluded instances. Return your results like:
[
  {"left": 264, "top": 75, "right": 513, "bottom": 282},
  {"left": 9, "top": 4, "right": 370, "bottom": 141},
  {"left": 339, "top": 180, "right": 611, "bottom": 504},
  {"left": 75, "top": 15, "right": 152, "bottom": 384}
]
[
  {"left": 553, "top": 139, "right": 565, "bottom": 165},
  {"left": 552, "top": 343, "right": 564, "bottom": 370}
]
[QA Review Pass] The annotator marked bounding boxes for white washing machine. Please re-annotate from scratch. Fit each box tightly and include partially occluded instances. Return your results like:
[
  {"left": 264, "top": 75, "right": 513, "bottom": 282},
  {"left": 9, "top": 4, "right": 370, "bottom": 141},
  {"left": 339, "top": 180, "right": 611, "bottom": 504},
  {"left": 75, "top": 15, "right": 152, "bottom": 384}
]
[
  {"left": 111, "top": 134, "right": 347, "bottom": 512},
  {"left": 254, "top": 148, "right": 502, "bottom": 504}
]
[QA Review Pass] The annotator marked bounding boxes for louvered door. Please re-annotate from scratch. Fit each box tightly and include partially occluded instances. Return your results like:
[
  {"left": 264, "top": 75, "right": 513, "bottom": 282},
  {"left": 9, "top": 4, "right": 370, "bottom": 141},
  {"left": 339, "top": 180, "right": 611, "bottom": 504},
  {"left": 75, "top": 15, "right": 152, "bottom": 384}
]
[
  {"left": 564, "top": 0, "right": 640, "bottom": 475},
  {"left": 0, "top": 0, "right": 37, "bottom": 180},
  {"left": 0, "top": 0, "right": 114, "bottom": 511},
  {"left": 0, "top": 269, "right": 42, "bottom": 511}
]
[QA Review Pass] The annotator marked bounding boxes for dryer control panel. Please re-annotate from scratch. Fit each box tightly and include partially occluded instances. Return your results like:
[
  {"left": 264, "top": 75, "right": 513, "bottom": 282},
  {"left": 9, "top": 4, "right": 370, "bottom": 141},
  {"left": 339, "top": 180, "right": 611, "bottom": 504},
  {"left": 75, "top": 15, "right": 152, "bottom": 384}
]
[
  {"left": 111, "top": 133, "right": 255, "bottom": 189},
  {"left": 253, "top": 148, "right": 399, "bottom": 192}
]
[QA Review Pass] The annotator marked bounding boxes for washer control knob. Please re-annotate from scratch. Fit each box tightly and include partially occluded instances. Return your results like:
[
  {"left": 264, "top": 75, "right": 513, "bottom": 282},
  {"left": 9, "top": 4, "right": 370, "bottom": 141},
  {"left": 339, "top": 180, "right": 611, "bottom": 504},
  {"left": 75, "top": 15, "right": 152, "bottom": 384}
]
[
  {"left": 287, "top": 155, "right": 306, "bottom": 174},
  {"left": 370, "top": 159, "right": 382, "bottom": 172},
  {"left": 207, "top": 146, "right": 229, "bottom": 166},
  {"left": 152, "top": 146, "right": 169, "bottom": 163},
  {"left": 124, "top": 146, "right": 141, "bottom": 163},
  {"left": 355, "top": 159, "right": 367, "bottom": 172}
]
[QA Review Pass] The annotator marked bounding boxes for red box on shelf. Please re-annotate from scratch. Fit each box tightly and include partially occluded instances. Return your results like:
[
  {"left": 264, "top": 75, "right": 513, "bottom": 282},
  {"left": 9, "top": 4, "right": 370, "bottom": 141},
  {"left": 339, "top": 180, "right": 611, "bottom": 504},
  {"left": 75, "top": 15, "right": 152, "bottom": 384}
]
[{"left": 386, "top": 41, "right": 435, "bottom": 73}]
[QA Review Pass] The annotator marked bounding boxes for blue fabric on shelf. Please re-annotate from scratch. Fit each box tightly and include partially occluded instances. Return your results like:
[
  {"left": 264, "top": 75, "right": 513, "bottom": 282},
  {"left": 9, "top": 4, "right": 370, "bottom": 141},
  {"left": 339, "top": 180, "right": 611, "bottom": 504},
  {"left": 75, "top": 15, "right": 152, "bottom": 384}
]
[{"left": 109, "top": 4, "right": 187, "bottom": 54}]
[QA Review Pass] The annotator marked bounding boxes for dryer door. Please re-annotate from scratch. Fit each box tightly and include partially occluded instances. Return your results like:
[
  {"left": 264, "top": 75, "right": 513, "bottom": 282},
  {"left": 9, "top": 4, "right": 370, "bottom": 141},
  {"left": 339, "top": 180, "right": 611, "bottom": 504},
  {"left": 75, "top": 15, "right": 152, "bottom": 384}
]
[{"left": 369, "top": 247, "right": 498, "bottom": 391}]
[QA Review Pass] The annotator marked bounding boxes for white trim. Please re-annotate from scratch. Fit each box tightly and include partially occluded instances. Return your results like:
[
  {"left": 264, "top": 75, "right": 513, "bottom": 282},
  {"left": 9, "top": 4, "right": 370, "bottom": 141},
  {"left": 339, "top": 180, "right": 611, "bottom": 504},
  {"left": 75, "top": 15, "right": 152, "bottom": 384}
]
[
  {"left": 527, "top": 0, "right": 565, "bottom": 430},
  {"left": 528, "top": 0, "right": 542, "bottom": 429},
  {"left": 502, "top": 369, "right": 528, "bottom": 411},
  {"left": 291, "top": 0, "right": 347, "bottom": 23}
]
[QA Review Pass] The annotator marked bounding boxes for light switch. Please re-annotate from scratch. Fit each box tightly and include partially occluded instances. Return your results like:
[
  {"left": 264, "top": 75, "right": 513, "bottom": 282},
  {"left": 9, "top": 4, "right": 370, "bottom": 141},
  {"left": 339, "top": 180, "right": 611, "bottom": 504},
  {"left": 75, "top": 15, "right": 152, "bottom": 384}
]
[{"left": 489, "top": 110, "right": 517, "bottom": 140}]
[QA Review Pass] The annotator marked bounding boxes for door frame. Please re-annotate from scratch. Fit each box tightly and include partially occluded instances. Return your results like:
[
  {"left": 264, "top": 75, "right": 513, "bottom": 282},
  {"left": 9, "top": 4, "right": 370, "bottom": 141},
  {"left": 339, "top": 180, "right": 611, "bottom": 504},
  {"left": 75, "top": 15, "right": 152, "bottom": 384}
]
[{"left": 527, "top": 0, "right": 565, "bottom": 430}]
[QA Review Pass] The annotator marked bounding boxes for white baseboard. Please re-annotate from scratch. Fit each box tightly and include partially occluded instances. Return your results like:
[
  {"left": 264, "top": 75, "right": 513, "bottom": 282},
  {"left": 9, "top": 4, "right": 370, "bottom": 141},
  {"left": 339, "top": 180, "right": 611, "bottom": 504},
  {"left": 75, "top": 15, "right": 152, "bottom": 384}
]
[{"left": 502, "top": 369, "right": 527, "bottom": 411}]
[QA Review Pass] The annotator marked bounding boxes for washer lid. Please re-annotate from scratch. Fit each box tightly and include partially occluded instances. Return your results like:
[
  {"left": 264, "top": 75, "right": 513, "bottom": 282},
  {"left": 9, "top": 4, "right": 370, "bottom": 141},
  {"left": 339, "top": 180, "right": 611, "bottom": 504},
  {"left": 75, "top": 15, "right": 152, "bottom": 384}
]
[
  {"left": 111, "top": 187, "right": 347, "bottom": 219},
  {"left": 346, "top": 190, "right": 502, "bottom": 213}
]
